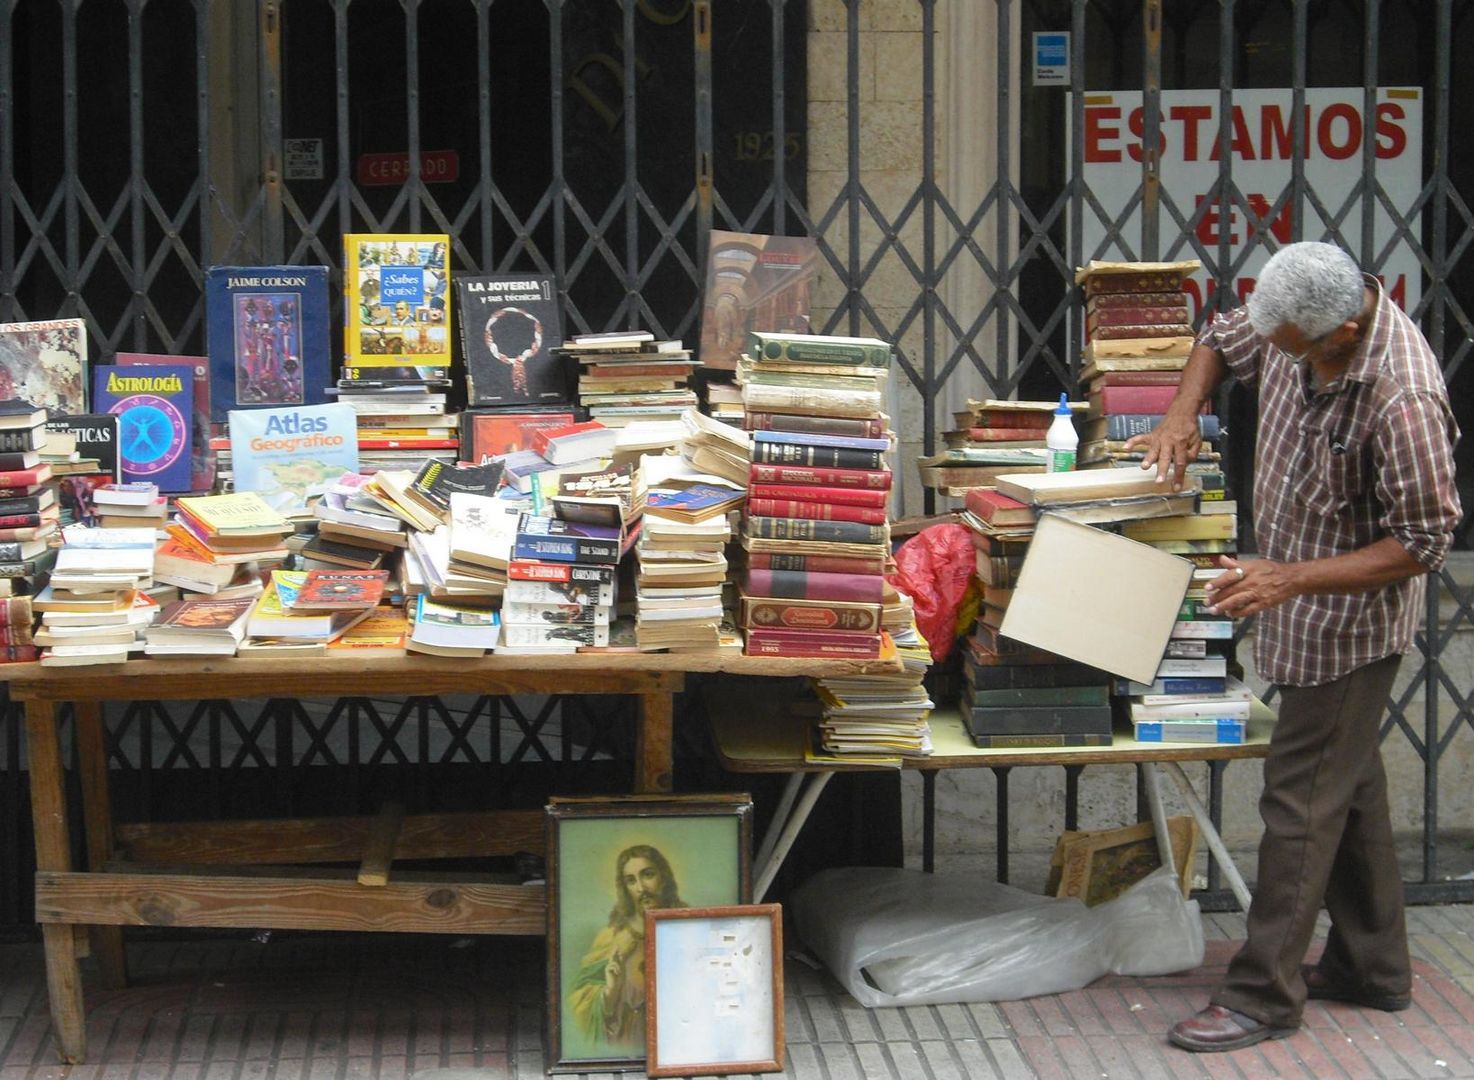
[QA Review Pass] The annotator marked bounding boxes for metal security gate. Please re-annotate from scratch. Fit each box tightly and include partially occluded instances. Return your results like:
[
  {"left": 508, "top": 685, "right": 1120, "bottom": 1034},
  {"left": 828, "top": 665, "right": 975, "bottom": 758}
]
[{"left": 2, "top": 0, "right": 1473, "bottom": 927}]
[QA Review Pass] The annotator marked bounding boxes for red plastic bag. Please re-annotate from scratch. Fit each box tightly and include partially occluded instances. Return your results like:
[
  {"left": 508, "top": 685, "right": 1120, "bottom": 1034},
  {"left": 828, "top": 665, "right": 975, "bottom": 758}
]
[{"left": 887, "top": 523, "right": 980, "bottom": 663}]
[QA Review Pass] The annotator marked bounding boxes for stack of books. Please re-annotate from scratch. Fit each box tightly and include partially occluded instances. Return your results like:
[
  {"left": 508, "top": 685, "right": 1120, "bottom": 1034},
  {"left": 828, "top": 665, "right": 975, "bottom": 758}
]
[
  {"left": 1073, "top": 259, "right": 1222, "bottom": 473},
  {"left": 91, "top": 482, "right": 169, "bottom": 532},
  {"left": 337, "top": 382, "right": 459, "bottom": 468},
  {"left": 0, "top": 457, "right": 60, "bottom": 600},
  {"left": 153, "top": 535, "right": 266, "bottom": 600},
  {"left": 407, "top": 594, "right": 501, "bottom": 657},
  {"left": 501, "top": 511, "right": 625, "bottom": 651},
  {"left": 920, "top": 399, "right": 1057, "bottom": 495},
  {"left": 444, "top": 492, "right": 522, "bottom": 601},
  {"left": 242, "top": 568, "right": 386, "bottom": 654},
  {"left": 143, "top": 594, "right": 255, "bottom": 657},
  {"left": 36, "top": 525, "right": 160, "bottom": 665},
  {"left": 313, "top": 472, "right": 409, "bottom": 555},
  {"left": 0, "top": 593, "right": 36, "bottom": 664},
  {"left": 680, "top": 407, "right": 751, "bottom": 487},
  {"left": 734, "top": 331, "right": 893, "bottom": 660},
  {"left": 35, "top": 589, "right": 158, "bottom": 667},
  {"left": 703, "top": 380, "right": 745, "bottom": 426},
  {"left": 171, "top": 492, "right": 294, "bottom": 570},
  {"left": 811, "top": 608, "right": 935, "bottom": 763},
  {"left": 562, "top": 331, "right": 700, "bottom": 426},
  {"left": 635, "top": 504, "right": 729, "bottom": 651}
]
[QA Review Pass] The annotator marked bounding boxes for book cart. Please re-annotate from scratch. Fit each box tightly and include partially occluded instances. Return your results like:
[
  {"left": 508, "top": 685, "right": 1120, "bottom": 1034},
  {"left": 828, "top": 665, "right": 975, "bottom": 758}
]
[
  {"left": 704, "top": 682, "right": 1271, "bottom": 908},
  {"left": 6, "top": 651, "right": 902, "bottom": 1064}
]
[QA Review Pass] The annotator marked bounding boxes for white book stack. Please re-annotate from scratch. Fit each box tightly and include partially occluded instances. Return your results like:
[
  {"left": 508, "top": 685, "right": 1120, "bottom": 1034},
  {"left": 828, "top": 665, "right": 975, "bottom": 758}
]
[{"left": 634, "top": 508, "right": 729, "bottom": 651}]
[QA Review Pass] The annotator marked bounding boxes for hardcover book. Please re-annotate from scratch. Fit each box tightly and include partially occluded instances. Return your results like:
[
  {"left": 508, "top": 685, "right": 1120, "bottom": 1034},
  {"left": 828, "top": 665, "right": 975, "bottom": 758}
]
[
  {"left": 747, "top": 463, "right": 892, "bottom": 490},
  {"left": 743, "top": 626, "right": 882, "bottom": 659},
  {"left": 460, "top": 409, "right": 575, "bottom": 464},
  {"left": 698, "top": 231, "right": 818, "bottom": 372},
  {"left": 738, "top": 594, "right": 882, "bottom": 633},
  {"left": 743, "top": 411, "right": 886, "bottom": 439},
  {"left": 750, "top": 441, "right": 883, "bottom": 471},
  {"left": 742, "top": 567, "right": 885, "bottom": 603},
  {"left": 456, "top": 274, "right": 566, "bottom": 405},
  {"left": 116, "top": 352, "right": 214, "bottom": 492},
  {"left": 0, "top": 318, "right": 87, "bottom": 415},
  {"left": 92, "top": 364, "right": 194, "bottom": 492},
  {"left": 203, "top": 266, "right": 331, "bottom": 421},
  {"left": 746, "top": 330, "right": 891, "bottom": 369},
  {"left": 228, "top": 403, "right": 360, "bottom": 511},
  {"left": 343, "top": 234, "right": 452, "bottom": 369}
]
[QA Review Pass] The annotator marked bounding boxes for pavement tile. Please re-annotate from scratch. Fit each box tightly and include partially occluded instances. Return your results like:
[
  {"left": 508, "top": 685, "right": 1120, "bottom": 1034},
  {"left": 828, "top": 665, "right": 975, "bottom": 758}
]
[{"left": 919, "top": 1038, "right": 966, "bottom": 1080}]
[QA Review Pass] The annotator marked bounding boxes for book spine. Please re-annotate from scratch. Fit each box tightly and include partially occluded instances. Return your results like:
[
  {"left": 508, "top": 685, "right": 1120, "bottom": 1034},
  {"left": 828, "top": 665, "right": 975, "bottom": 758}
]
[
  {"left": 1170, "top": 619, "right": 1236, "bottom": 640},
  {"left": 501, "top": 601, "right": 610, "bottom": 625},
  {"left": 744, "top": 412, "right": 885, "bottom": 438},
  {"left": 0, "top": 626, "right": 34, "bottom": 645},
  {"left": 0, "top": 429, "right": 39, "bottom": 453},
  {"left": 0, "top": 541, "right": 34, "bottom": 561},
  {"left": 744, "top": 551, "right": 885, "bottom": 576},
  {"left": 1086, "top": 304, "right": 1192, "bottom": 328},
  {"left": 964, "top": 684, "right": 1109, "bottom": 707},
  {"left": 962, "top": 426, "right": 1049, "bottom": 442},
  {"left": 1086, "top": 370, "right": 1186, "bottom": 387},
  {"left": 1115, "top": 676, "right": 1228, "bottom": 696},
  {"left": 1164, "top": 638, "right": 1210, "bottom": 659},
  {"left": 0, "top": 485, "right": 40, "bottom": 500},
  {"left": 503, "top": 578, "right": 616, "bottom": 606},
  {"left": 744, "top": 516, "right": 887, "bottom": 545},
  {"left": 1132, "top": 719, "right": 1246, "bottom": 744},
  {"left": 1088, "top": 322, "right": 1195, "bottom": 340},
  {"left": 747, "top": 463, "right": 892, "bottom": 490},
  {"left": 500, "top": 620, "right": 610, "bottom": 647},
  {"left": 1083, "top": 270, "right": 1186, "bottom": 295},
  {"left": 1086, "top": 290, "right": 1187, "bottom": 310},
  {"left": 743, "top": 628, "right": 882, "bottom": 659},
  {"left": 745, "top": 498, "right": 887, "bottom": 526},
  {"left": 1098, "top": 414, "right": 1219, "bottom": 440},
  {"left": 1094, "top": 385, "right": 1182, "bottom": 413},
  {"left": 748, "top": 332, "right": 892, "bottom": 368},
  {"left": 0, "top": 468, "right": 44, "bottom": 487},
  {"left": 750, "top": 441, "right": 883, "bottom": 471},
  {"left": 962, "top": 488, "right": 1031, "bottom": 520},
  {"left": 1131, "top": 699, "right": 1250, "bottom": 721},
  {"left": 747, "top": 483, "right": 889, "bottom": 509},
  {"left": 511, "top": 535, "right": 620, "bottom": 566},
  {"left": 738, "top": 596, "right": 882, "bottom": 633},
  {"left": 743, "top": 568, "right": 885, "bottom": 603},
  {"left": 741, "top": 384, "right": 882, "bottom": 418},
  {"left": 0, "top": 495, "right": 42, "bottom": 515},
  {"left": 966, "top": 412, "right": 1053, "bottom": 431},
  {"left": 973, "top": 732, "right": 1113, "bottom": 748},
  {"left": 0, "top": 644, "right": 39, "bottom": 662},
  {"left": 751, "top": 429, "right": 890, "bottom": 452},
  {"left": 505, "top": 560, "right": 616, "bottom": 585}
]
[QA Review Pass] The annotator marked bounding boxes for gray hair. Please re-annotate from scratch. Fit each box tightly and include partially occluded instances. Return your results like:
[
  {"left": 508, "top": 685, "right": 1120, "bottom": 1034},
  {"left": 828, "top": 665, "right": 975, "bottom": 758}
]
[{"left": 1246, "top": 241, "right": 1365, "bottom": 339}]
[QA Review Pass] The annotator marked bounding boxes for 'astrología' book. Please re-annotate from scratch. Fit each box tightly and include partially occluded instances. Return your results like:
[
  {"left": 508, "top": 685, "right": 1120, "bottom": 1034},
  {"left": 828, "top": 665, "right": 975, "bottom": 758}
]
[
  {"left": 91, "top": 364, "right": 194, "bottom": 493},
  {"left": 456, "top": 275, "right": 566, "bottom": 406},
  {"left": 204, "top": 265, "right": 331, "bottom": 421}
]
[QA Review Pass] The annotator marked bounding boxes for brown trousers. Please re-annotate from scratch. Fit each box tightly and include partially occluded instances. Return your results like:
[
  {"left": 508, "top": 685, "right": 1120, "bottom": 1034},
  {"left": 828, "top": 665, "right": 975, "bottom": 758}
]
[{"left": 1213, "top": 653, "right": 1409, "bottom": 1028}]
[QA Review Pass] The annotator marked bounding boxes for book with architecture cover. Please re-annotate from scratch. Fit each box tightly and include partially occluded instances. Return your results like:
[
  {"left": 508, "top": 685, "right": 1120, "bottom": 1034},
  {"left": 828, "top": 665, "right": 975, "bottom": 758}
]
[
  {"left": 0, "top": 319, "right": 87, "bottom": 415},
  {"left": 698, "top": 231, "right": 818, "bottom": 372},
  {"left": 92, "top": 364, "right": 194, "bottom": 493},
  {"left": 203, "top": 266, "right": 331, "bottom": 420},
  {"left": 456, "top": 274, "right": 566, "bottom": 405},
  {"left": 343, "top": 234, "right": 452, "bottom": 369}
]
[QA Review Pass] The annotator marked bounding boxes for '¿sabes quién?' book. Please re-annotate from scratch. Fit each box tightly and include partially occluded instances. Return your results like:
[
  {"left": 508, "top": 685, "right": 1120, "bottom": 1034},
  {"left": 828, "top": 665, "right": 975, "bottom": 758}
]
[
  {"left": 343, "top": 234, "right": 452, "bottom": 369},
  {"left": 203, "top": 266, "right": 331, "bottom": 422},
  {"left": 91, "top": 364, "right": 195, "bottom": 494}
]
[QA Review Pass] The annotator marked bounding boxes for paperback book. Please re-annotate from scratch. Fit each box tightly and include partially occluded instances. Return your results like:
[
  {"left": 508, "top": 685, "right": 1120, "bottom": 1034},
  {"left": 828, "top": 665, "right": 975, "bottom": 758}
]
[
  {"left": 92, "top": 364, "right": 195, "bottom": 492},
  {"left": 228, "top": 403, "right": 360, "bottom": 511},
  {"left": 343, "top": 234, "right": 452, "bottom": 369},
  {"left": 203, "top": 265, "right": 331, "bottom": 420},
  {"left": 0, "top": 318, "right": 87, "bottom": 415},
  {"left": 456, "top": 274, "right": 566, "bottom": 405}
]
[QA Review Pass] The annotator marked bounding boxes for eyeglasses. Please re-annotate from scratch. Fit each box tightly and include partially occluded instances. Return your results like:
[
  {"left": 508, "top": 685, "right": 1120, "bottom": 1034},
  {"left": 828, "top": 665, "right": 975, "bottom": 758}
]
[{"left": 1281, "top": 329, "right": 1335, "bottom": 365}]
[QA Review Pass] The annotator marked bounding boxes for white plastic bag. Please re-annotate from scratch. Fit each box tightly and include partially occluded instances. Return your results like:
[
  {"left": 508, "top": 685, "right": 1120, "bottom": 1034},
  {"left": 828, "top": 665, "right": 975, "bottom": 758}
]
[{"left": 791, "top": 864, "right": 1203, "bottom": 1007}]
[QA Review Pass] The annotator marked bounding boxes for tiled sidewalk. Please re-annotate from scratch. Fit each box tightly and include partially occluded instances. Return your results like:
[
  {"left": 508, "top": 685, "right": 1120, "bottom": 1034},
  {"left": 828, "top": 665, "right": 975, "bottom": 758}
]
[{"left": 4, "top": 904, "right": 1474, "bottom": 1078}]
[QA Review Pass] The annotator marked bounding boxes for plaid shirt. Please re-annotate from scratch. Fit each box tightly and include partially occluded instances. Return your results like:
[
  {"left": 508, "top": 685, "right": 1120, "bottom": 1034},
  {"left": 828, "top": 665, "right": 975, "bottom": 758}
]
[{"left": 1199, "top": 276, "right": 1462, "bottom": 687}]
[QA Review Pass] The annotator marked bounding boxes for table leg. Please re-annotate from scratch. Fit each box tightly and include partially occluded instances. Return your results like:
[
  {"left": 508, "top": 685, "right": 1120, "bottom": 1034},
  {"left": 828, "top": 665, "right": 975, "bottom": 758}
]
[
  {"left": 634, "top": 692, "right": 673, "bottom": 794},
  {"left": 1161, "top": 760, "right": 1253, "bottom": 913},
  {"left": 922, "top": 771, "right": 936, "bottom": 873},
  {"left": 753, "top": 772, "right": 834, "bottom": 902},
  {"left": 25, "top": 699, "right": 86, "bottom": 1063},
  {"left": 74, "top": 701, "right": 127, "bottom": 989},
  {"left": 993, "top": 767, "right": 1010, "bottom": 884},
  {"left": 1139, "top": 762, "right": 1179, "bottom": 883},
  {"left": 755, "top": 772, "right": 804, "bottom": 872}
]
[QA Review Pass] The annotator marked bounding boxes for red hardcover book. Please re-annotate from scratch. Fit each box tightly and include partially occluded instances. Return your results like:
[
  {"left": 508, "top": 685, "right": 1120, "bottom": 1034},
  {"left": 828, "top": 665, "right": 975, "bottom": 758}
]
[
  {"left": 746, "top": 497, "right": 887, "bottom": 526},
  {"left": 1085, "top": 305, "right": 1190, "bottom": 330},
  {"left": 1086, "top": 290, "right": 1188, "bottom": 311},
  {"left": 1092, "top": 384, "right": 1183, "bottom": 414},
  {"left": 0, "top": 484, "right": 44, "bottom": 499},
  {"left": 742, "top": 567, "right": 885, "bottom": 603},
  {"left": 963, "top": 488, "right": 1036, "bottom": 526},
  {"left": 967, "top": 411, "right": 1053, "bottom": 430},
  {"left": 0, "top": 512, "right": 47, "bottom": 529},
  {"left": 0, "top": 644, "right": 39, "bottom": 662},
  {"left": 963, "top": 426, "right": 1051, "bottom": 442},
  {"left": 1082, "top": 269, "right": 1187, "bottom": 295},
  {"left": 738, "top": 594, "right": 883, "bottom": 633},
  {"left": 1088, "top": 323, "right": 1194, "bottom": 340},
  {"left": 530, "top": 420, "right": 608, "bottom": 457},
  {"left": 0, "top": 464, "right": 51, "bottom": 488},
  {"left": 0, "top": 596, "right": 34, "bottom": 627},
  {"left": 747, "top": 483, "right": 889, "bottom": 508},
  {"left": 744, "top": 627, "right": 882, "bottom": 659},
  {"left": 747, "top": 463, "right": 892, "bottom": 490},
  {"left": 1085, "top": 370, "right": 1184, "bottom": 387},
  {"left": 0, "top": 626, "right": 34, "bottom": 646},
  {"left": 744, "top": 550, "right": 887, "bottom": 576},
  {"left": 743, "top": 412, "right": 888, "bottom": 439}
]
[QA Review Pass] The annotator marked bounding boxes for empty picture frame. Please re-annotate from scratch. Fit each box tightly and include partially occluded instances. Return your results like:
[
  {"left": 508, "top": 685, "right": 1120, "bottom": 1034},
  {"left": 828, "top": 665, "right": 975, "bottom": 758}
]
[{"left": 645, "top": 903, "right": 784, "bottom": 1077}]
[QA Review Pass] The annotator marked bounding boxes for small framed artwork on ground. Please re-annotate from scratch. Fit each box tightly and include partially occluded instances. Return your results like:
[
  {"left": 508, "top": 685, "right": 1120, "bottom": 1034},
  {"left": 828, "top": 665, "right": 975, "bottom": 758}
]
[
  {"left": 545, "top": 793, "right": 753, "bottom": 1073},
  {"left": 645, "top": 903, "right": 784, "bottom": 1077}
]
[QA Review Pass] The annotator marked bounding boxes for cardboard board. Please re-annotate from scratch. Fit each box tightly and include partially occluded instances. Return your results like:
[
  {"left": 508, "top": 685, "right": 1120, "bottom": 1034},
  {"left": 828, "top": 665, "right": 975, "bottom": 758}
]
[{"left": 999, "top": 513, "right": 1193, "bottom": 683}]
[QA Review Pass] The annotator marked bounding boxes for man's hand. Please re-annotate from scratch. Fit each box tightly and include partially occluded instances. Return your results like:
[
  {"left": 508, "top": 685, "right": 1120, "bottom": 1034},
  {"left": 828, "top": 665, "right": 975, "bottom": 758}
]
[
  {"left": 1123, "top": 411, "right": 1202, "bottom": 490},
  {"left": 604, "top": 950, "right": 622, "bottom": 993},
  {"left": 1203, "top": 556, "right": 1302, "bottom": 618}
]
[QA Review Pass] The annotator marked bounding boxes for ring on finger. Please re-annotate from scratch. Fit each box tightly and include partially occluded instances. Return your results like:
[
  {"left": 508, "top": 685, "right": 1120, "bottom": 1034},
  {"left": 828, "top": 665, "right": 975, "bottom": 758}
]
[{"left": 1234, "top": 566, "right": 1245, "bottom": 580}]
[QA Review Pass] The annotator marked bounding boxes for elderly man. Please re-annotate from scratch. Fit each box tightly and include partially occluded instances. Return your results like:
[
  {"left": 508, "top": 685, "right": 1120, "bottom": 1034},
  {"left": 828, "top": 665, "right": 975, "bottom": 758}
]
[
  {"left": 1127, "top": 242, "right": 1462, "bottom": 1051},
  {"left": 566, "top": 844, "right": 687, "bottom": 1048}
]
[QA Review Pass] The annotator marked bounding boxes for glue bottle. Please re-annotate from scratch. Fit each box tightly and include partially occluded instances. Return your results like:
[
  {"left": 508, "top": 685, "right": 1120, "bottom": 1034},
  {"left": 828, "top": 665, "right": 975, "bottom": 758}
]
[{"left": 1046, "top": 392, "right": 1078, "bottom": 472}]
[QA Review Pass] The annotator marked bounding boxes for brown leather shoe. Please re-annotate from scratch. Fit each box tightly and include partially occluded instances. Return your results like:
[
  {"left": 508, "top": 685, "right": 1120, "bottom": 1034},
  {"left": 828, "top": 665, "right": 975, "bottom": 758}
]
[
  {"left": 1301, "top": 964, "right": 1412, "bottom": 1011},
  {"left": 1168, "top": 1005, "right": 1297, "bottom": 1053}
]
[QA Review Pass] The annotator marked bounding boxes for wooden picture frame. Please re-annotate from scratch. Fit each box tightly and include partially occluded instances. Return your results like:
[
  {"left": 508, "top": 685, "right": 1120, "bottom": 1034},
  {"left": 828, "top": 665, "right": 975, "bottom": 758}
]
[
  {"left": 545, "top": 793, "right": 753, "bottom": 1073},
  {"left": 645, "top": 904, "right": 785, "bottom": 1077},
  {"left": 1052, "top": 815, "right": 1199, "bottom": 905}
]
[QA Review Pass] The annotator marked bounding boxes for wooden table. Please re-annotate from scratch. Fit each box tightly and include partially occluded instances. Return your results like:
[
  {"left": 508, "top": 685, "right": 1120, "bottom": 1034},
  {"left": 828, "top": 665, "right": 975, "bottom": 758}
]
[
  {"left": 7, "top": 651, "right": 900, "bottom": 1064},
  {"left": 705, "top": 686, "right": 1273, "bottom": 908}
]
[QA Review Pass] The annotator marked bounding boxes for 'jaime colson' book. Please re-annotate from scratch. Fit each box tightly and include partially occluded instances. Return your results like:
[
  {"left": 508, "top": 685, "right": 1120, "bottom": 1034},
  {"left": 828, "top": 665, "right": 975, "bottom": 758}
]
[
  {"left": 456, "top": 274, "right": 566, "bottom": 406},
  {"left": 91, "top": 364, "right": 195, "bottom": 493},
  {"left": 512, "top": 513, "right": 622, "bottom": 565},
  {"left": 203, "top": 266, "right": 331, "bottom": 421},
  {"left": 343, "top": 234, "right": 452, "bottom": 370},
  {"left": 227, "top": 403, "right": 360, "bottom": 512},
  {"left": 0, "top": 318, "right": 87, "bottom": 415},
  {"left": 116, "top": 352, "right": 215, "bottom": 492},
  {"left": 500, "top": 619, "right": 610, "bottom": 648},
  {"left": 742, "top": 567, "right": 885, "bottom": 604},
  {"left": 501, "top": 599, "right": 610, "bottom": 626}
]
